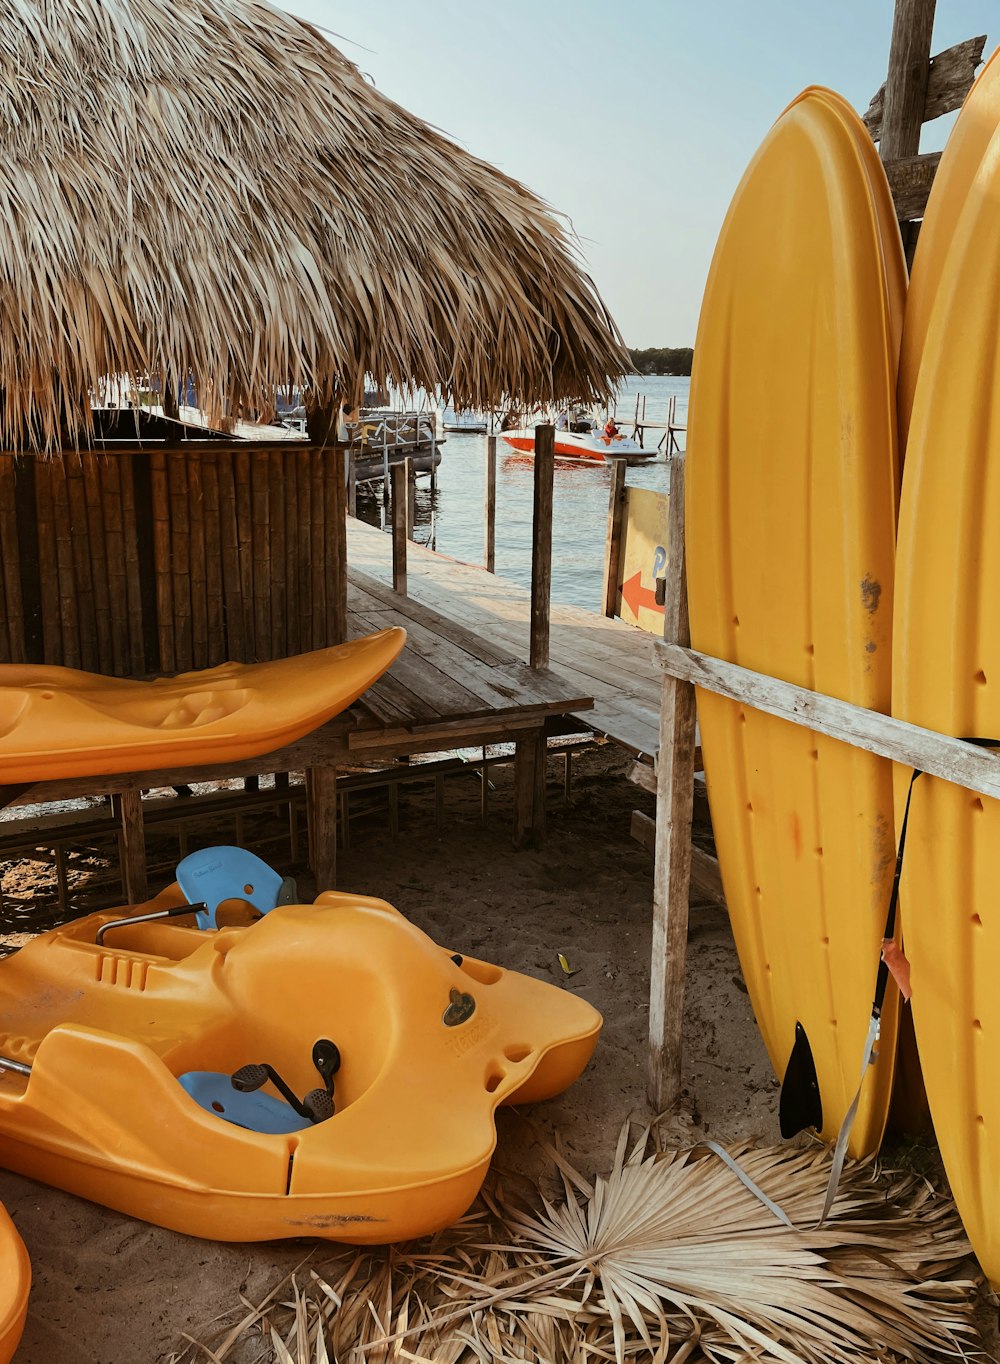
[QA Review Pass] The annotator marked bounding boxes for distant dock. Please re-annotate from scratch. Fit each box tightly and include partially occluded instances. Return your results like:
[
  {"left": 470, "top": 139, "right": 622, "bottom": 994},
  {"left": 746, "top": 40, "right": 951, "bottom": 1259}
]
[{"left": 613, "top": 391, "right": 686, "bottom": 454}]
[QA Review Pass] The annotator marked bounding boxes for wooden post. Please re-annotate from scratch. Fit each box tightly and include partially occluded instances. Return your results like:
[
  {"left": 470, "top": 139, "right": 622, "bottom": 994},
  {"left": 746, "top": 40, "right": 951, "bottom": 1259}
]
[
  {"left": 880, "top": 0, "right": 937, "bottom": 162},
  {"left": 648, "top": 454, "right": 697, "bottom": 1112},
  {"left": 406, "top": 459, "right": 416, "bottom": 540},
  {"left": 391, "top": 459, "right": 408, "bottom": 594},
  {"left": 305, "top": 400, "right": 348, "bottom": 645},
  {"left": 880, "top": 0, "right": 937, "bottom": 259},
  {"left": 512, "top": 727, "right": 547, "bottom": 849},
  {"left": 601, "top": 457, "right": 628, "bottom": 617},
  {"left": 347, "top": 448, "right": 357, "bottom": 518},
  {"left": 306, "top": 764, "right": 338, "bottom": 889},
  {"left": 112, "top": 789, "right": 148, "bottom": 904},
  {"left": 162, "top": 369, "right": 179, "bottom": 422},
  {"left": 484, "top": 435, "right": 497, "bottom": 572},
  {"left": 529, "top": 424, "right": 554, "bottom": 668}
]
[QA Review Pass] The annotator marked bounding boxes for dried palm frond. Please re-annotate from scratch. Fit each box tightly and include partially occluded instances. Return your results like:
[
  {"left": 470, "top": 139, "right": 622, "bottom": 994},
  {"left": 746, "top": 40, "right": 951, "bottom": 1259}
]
[
  {"left": 173, "top": 1128, "right": 983, "bottom": 1364},
  {"left": 0, "top": 0, "right": 627, "bottom": 450}
]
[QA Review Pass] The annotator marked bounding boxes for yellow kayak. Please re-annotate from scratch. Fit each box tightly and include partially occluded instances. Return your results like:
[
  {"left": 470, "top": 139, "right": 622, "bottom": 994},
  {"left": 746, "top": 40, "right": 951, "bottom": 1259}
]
[
  {"left": 0, "top": 629, "right": 405, "bottom": 783},
  {"left": 893, "top": 52, "right": 1000, "bottom": 1287},
  {"left": 0, "top": 1203, "right": 28, "bottom": 1364},
  {"left": 898, "top": 45, "right": 1000, "bottom": 449},
  {"left": 686, "top": 87, "right": 904, "bottom": 1157},
  {"left": 0, "top": 874, "right": 600, "bottom": 1243}
]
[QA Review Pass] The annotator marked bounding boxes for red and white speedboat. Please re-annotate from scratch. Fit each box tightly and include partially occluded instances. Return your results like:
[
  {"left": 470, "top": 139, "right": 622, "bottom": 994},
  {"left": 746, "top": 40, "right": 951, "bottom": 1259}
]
[{"left": 501, "top": 424, "right": 654, "bottom": 463}]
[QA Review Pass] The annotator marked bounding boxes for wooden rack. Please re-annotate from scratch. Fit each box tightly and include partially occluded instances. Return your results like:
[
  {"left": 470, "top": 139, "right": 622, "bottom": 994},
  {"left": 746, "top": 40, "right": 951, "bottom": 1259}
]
[{"left": 648, "top": 454, "right": 1000, "bottom": 1109}]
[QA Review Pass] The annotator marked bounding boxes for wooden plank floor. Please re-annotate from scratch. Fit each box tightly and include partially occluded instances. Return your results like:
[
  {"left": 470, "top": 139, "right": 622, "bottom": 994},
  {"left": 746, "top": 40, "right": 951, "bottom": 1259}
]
[
  {"left": 347, "top": 516, "right": 662, "bottom": 759},
  {"left": 347, "top": 569, "right": 594, "bottom": 741}
]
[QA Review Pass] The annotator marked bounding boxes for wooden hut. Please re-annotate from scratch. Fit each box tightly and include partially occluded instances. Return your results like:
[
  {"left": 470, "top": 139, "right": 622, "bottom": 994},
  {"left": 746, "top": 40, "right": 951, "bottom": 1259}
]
[{"left": 0, "top": 0, "right": 628, "bottom": 677}]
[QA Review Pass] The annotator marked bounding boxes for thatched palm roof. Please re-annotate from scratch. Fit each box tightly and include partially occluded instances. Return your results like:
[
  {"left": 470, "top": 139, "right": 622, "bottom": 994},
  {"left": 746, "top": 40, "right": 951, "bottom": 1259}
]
[{"left": 0, "top": 0, "right": 628, "bottom": 449}]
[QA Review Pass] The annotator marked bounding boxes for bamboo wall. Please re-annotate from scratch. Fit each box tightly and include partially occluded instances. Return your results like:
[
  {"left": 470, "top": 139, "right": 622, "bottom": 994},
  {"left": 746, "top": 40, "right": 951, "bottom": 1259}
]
[{"left": 0, "top": 445, "right": 347, "bottom": 675}]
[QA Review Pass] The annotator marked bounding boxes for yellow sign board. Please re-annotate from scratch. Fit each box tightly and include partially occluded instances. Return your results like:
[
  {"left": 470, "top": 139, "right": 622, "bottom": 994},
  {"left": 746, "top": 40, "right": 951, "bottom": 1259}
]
[{"left": 618, "top": 488, "right": 669, "bottom": 634}]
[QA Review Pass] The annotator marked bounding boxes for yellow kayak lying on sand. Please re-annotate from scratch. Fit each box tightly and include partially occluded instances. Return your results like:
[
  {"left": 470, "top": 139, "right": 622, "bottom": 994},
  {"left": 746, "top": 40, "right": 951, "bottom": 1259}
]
[
  {"left": 0, "top": 1204, "right": 28, "bottom": 1364},
  {"left": 0, "top": 628, "right": 405, "bottom": 784},
  {"left": 0, "top": 857, "right": 601, "bottom": 1243}
]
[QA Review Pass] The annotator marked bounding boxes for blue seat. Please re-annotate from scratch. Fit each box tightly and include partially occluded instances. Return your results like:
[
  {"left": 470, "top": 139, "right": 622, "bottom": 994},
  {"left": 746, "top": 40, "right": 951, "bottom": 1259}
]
[
  {"left": 176, "top": 846, "right": 290, "bottom": 930},
  {"left": 178, "top": 1071, "right": 312, "bottom": 1134}
]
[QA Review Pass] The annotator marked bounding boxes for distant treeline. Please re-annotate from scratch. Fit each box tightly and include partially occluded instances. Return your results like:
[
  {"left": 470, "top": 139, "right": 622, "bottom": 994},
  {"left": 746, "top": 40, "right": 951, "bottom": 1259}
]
[{"left": 627, "top": 347, "right": 693, "bottom": 376}]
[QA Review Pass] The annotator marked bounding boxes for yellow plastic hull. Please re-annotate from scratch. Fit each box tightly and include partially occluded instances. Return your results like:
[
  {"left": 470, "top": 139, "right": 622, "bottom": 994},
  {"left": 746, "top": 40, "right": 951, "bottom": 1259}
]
[
  {"left": 893, "top": 60, "right": 1000, "bottom": 1286},
  {"left": 0, "top": 896, "right": 600, "bottom": 1244},
  {"left": 0, "top": 1204, "right": 28, "bottom": 1364},
  {"left": 0, "top": 628, "right": 405, "bottom": 783},
  {"left": 898, "top": 46, "right": 1000, "bottom": 448},
  {"left": 686, "top": 88, "right": 904, "bottom": 1156}
]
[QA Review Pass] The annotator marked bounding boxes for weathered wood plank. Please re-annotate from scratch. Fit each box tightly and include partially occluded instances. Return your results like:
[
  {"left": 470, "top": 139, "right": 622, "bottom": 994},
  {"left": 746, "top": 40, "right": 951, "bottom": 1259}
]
[
  {"left": 0, "top": 459, "right": 22, "bottom": 662},
  {"left": 306, "top": 765, "right": 338, "bottom": 890},
  {"left": 391, "top": 460, "right": 408, "bottom": 594},
  {"left": 348, "top": 565, "right": 517, "bottom": 667},
  {"left": 328, "top": 447, "right": 348, "bottom": 646},
  {"left": 631, "top": 811, "right": 725, "bottom": 907},
  {"left": 883, "top": 150, "right": 942, "bottom": 221},
  {"left": 530, "top": 425, "right": 554, "bottom": 668},
  {"left": 512, "top": 728, "right": 547, "bottom": 849},
  {"left": 601, "top": 457, "right": 628, "bottom": 617},
  {"left": 188, "top": 453, "right": 209, "bottom": 669},
  {"left": 149, "top": 450, "right": 176, "bottom": 672},
  {"left": 649, "top": 454, "right": 697, "bottom": 1113},
  {"left": 864, "top": 34, "right": 986, "bottom": 138},
  {"left": 485, "top": 434, "right": 497, "bottom": 572},
  {"left": 657, "top": 640, "right": 1000, "bottom": 801},
  {"left": 112, "top": 789, "right": 147, "bottom": 903},
  {"left": 880, "top": 0, "right": 937, "bottom": 164},
  {"left": 120, "top": 454, "right": 150, "bottom": 676}
]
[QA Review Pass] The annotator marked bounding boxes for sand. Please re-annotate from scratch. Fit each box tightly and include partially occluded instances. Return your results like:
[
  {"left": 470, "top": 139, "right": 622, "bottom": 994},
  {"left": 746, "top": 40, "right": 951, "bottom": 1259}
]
[{"left": 0, "top": 745, "right": 819, "bottom": 1361}]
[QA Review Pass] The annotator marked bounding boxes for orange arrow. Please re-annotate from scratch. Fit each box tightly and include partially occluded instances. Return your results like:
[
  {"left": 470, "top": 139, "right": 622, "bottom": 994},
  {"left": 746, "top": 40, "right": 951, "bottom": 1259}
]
[{"left": 621, "top": 571, "right": 664, "bottom": 617}]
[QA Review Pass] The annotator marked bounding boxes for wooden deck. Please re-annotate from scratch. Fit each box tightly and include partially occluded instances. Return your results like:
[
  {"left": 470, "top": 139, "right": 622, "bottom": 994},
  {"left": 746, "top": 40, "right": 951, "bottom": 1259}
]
[
  {"left": 5, "top": 555, "right": 597, "bottom": 902},
  {"left": 346, "top": 515, "right": 662, "bottom": 760}
]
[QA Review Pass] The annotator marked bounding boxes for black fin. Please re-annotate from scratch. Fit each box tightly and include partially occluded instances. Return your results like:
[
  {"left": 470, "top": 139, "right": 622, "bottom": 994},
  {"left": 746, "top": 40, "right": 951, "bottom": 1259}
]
[{"left": 779, "top": 1022, "right": 823, "bottom": 1138}]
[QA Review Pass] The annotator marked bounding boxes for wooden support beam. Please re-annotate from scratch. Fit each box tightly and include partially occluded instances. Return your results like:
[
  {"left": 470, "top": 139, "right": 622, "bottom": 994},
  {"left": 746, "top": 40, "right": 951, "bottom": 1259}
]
[
  {"left": 601, "top": 457, "right": 628, "bottom": 617},
  {"left": 529, "top": 425, "right": 554, "bottom": 668},
  {"left": 865, "top": 34, "right": 986, "bottom": 138},
  {"left": 406, "top": 460, "right": 416, "bottom": 540},
  {"left": 512, "top": 727, "right": 547, "bottom": 849},
  {"left": 648, "top": 454, "right": 697, "bottom": 1113},
  {"left": 330, "top": 445, "right": 348, "bottom": 645},
  {"left": 306, "top": 764, "right": 338, "bottom": 889},
  {"left": 347, "top": 451, "right": 358, "bottom": 518},
  {"left": 112, "top": 790, "right": 147, "bottom": 904},
  {"left": 883, "top": 150, "right": 942, "bottom": 221},
  {"left": 656, "top": 641, "right": 1000, "bottom": 802},
  {"left": 391, "top": 459, "right": 408, "bottom": 594},
  {"left": 484, "top": 435, "right": 497, "bottom": 573},
  {"left": 880, "top": 0, "right": 937, "bottom": 164},
  {"left": 631, "top": 811, "right": 725, "bottom": 908},
  {"left": 303, "top": 399, "right": 348, "bottom": 645}
]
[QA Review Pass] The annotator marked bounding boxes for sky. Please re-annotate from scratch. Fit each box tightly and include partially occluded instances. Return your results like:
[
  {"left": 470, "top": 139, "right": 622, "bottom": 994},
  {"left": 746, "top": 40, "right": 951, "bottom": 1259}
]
[{"left": 285, "top": 1, "right": 996, "bottom": 349}]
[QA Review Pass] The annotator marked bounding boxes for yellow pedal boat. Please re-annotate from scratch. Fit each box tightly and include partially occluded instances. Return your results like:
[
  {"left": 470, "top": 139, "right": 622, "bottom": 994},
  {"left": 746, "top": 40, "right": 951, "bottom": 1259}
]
[
  {"left": 0, "top": 878, "right": 601, "bottom": 1243},
  {"left": 0, "top": 1204, "right": 29, "bottom": 1363},
  {"left": 0, "top": 628, "right": 405, "bottom": 784}
]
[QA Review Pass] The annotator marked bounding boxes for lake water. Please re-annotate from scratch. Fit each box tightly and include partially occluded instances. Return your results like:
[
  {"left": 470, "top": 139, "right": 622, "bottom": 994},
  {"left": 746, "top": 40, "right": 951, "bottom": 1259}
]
[{"left": 355, "top": 375, "right": 689, "bottom": 612}]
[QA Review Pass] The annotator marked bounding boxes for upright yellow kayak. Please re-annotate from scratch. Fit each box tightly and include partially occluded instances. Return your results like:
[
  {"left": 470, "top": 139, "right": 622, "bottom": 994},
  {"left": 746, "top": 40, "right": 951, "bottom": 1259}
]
[
  {"left": 0, "top": 629, "right": 405, "bottom": 783},
  {"left": 898, "top": 45, "right": 1000, "bottom": 446},
  {"left": 0, "top": 1203, "right": 28, "bottom": 1363},
  {"left": 893, "top": 106, "right": 1000, "bottom": 1288},
  {"left": 686, "top": 88, "right": 905, "bottom": 1157}
]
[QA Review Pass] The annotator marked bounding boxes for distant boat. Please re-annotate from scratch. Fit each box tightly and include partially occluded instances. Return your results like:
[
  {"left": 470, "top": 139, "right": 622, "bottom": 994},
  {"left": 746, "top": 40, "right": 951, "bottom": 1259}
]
[
  {"left": 501, "top": 424, "right": 654, "bottom": 463},
  {"left": 439, "top": 407, "right": 490, "bottom": 434}
]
